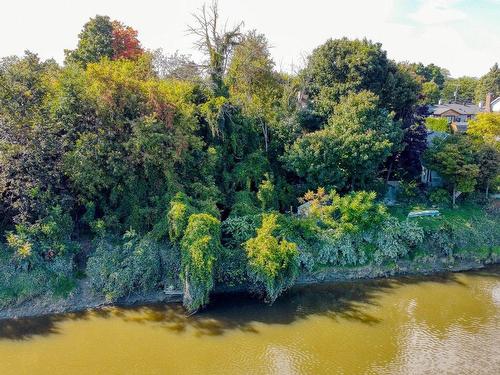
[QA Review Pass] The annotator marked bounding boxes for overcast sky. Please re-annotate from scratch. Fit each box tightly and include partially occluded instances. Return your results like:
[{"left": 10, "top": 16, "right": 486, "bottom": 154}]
[{"left": 1, "top": 0, "right": 499, "bottom": 77}]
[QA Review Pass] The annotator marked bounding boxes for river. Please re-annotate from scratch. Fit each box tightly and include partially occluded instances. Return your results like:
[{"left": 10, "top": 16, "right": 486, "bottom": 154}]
[{"left": 1, "top": 266, "right": 499, "bottom": 375}]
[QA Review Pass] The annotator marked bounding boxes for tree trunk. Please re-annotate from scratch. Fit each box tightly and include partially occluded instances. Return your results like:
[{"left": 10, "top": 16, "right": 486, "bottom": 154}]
[
  {"left": 261, "top": 121, "right": 269, "bottom": 153},
  {"left": 385, "top": 160, "right": 394, "bottom": 183},
  {"left": 486, "top": 183, "right": 489, "bottom": 200},
  {"left": 452, "top": 184, "right": 456, "bottom": 206}
]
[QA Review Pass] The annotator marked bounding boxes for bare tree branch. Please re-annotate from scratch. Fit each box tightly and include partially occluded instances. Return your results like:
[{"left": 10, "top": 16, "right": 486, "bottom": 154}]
[{"left": 187, "top": 0, "right": 243, "bottom": 95}]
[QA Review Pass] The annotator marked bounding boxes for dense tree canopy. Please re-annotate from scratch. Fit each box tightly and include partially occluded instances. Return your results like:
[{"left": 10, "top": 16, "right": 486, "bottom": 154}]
[
  {"left": 441, "top": 76, "right": 478, "bottom": 103},
  {"left": 424, "top": 136, "right": 480, "bottom": 205},
  {"left": 65, "top": 15, "right": 144, "bottom": 66},
  {"left": 0, "top": 8, "right": 498, "bottom": 312}
]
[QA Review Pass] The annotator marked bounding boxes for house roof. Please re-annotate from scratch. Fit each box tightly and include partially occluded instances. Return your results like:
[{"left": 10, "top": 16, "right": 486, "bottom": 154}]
[{"left": 432, "top": 103, "right": 482, "bottom": 116}]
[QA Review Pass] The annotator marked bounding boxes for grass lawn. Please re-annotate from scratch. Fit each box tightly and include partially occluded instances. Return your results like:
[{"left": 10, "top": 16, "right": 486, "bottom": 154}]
[{"left": 388, "top": 202, "right": 491, "bottom": 230}]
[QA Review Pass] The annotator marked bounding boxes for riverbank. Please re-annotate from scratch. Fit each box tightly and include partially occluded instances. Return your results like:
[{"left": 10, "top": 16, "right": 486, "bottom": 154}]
[{"left": 1, "top": 255, "right": 498, "bottom": 321}]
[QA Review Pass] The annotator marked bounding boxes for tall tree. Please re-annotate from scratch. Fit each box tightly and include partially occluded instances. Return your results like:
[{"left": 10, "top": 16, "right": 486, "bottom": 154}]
[
  {"left": 474, "top": 143, "right": 500, "bottom": 197},
  {"left": 111, "top": 21, "right": 144, "bottom": 60},
  {"left": 468, "top": 113, "right": 500, "bottom": 147},
  {"left": 188, "top": 0, "right": 243, "bottom": 96},
  {"left": 226, "top": 30, "right": 281, "bottom": 152},
  {"left": 441, "top": 76, "right": 478, "bottom": 103},
  {"left": 285, "top": 91, "right": 402, "bottom": 190},
  {"left": 326, "top": 91, "right": 402, "bottom": 189},
  {"left": 0, "top": 53, "right": 70, "bottom": 224},
  {"left": 475, "top": 63, "right": 500, "bottom": 102},
  {"left": 151, "top": 50, "right": 200, "bottom": 81},
  {"left": 65, "top": 15, "right": 114, "bottom": 66},
  {"left": 409, "top": 62, "right": 448, "bottom": 89},
  {"left": 301, "top": 37, "right": 390, "bottom": 118},
  {"left": 423, "top": 136, "right": 480, "bottom": 205}
]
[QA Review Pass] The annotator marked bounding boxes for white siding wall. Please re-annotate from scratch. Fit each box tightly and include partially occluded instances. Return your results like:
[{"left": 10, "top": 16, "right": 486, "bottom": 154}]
[{"left": 492, "top": 100, "right": 500, "bottom": 112}]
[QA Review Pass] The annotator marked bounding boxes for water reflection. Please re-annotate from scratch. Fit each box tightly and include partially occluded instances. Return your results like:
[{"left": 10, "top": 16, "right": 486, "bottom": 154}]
[
  {"left": 2, "top": 267, "right": 498, "bottom": 341},
  {"left": 0, "top": 267, "right": 498, "bottom": 375}
]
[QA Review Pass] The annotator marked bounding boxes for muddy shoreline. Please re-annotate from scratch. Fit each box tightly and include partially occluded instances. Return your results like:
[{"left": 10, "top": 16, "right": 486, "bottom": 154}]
[{"left": 1, "top": 257, "right": 498, "bottom": 321}]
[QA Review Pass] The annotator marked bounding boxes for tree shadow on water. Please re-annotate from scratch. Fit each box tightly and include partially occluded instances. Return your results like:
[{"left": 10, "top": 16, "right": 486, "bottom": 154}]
[
  {"left": 0, "top": 311, "right": 89, "bottom": 341},
  {"left": 1, "top": 267, "right": 496, "bottom": 341},
  {"left": 118, "top": 270, "right": 478, "bottom": 337}
]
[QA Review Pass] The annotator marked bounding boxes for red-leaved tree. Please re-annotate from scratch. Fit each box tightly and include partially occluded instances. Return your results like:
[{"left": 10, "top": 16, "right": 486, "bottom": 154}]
[{"left": 112, "top": 21, "right": 143, "bottom": 60}]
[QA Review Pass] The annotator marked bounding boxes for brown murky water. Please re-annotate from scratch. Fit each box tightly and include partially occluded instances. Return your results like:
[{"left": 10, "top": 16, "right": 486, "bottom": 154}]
[{"left": 1, "top": 267, "right": 499, "bottom": 375}]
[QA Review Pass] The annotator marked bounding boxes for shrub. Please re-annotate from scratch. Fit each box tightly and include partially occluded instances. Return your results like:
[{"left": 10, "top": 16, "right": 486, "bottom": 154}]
[
  {"left": 400, "top": 181, "right": 419, "bottom": 201},
  {"left": 221, "top": 215, "right": 261, "bottom": 249},
  {"left": 86, "top": 232, "right": 171, "bottom": 302},
  {"left": 452, "top": 215, "right": 500, "bottom": 258},
  {"left": 245, "top": 213, "right": 299, "bottom": 303},
  {"left": 429, "top": 188, "right": 451, "bottom": 206},
  {"left": 425, "top": 224, "right": 455, "bottom": 257},
  {"left": 167, "top": 193, "right": 192, "bottom": 242},
  {"left": 6, "top": 206, "right": 77, "bottom": 261},
  {"left": 180, "top": 213, "right": 222, "bottom": 311},
  {"left": 257, "top": 174, "right": 277, "bottom": 210},
  {"left": 373, "top": 217, "right": 424, "bottom": 264},
  {"left": 318, "top": 233, "right": 361, "bottom": 266},
  {"left": 425, "top": 117, "right": 449, "bottom": 132},
  {"left": 278, "top": 215, "right": 319, "bottom": 271},
  {"left": 303, "top": 188, "right": 387, "bottom": 234},
  {"left": 0, "top": 253, "right": 74, "bottom": 308}
]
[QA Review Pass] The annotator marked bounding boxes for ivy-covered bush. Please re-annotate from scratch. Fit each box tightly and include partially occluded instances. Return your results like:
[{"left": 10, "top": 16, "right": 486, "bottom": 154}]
[
  {"left": 214, "top": 215, "right": 260, "bottom": 285},
  {"left": 86, "top": 231, "right": 171, "bottom": 302},
  {"left": 180, "top": 213, "right": 222, "bottom": 311},
  {"left": 245, "top": 213, "right": 299, "bottom": 303},
  {"left": 221, "top": 215, "right": 260, "bottom": 249},
  {"left": 257, "top": 174, "right": 277, "bottom": 210},
  {"left": 317, "top": 233, "right": 367, "bottom": 266},
  {"left": 373, "top": 217, "right": 424, "bottom": 264},
  {"left": 167, "top": 192, "right": 193, "bottom": 242},
  {"left": 0, "top": 250, "right": 74, "bottom": 308},
  {"left": 0, "top": 206, "right": 78, "bottom": 307},
  {"left": 229, "top": 191, "right": 260, "bottom": 217}
]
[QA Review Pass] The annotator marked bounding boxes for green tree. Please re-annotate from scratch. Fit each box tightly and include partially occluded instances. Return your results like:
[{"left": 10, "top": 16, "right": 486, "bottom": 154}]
[
  {"left": 180, "top": 213, "right": 222, "bottom": 311},
  {"left": 226, "top": 30, "right": 282, "bottom": 152},
  {"left": 65, "top": 15, "right": 114, "bottom": 66},
  {"left": 468, "top": 113, "right": 500, "bottom": 147},
  {"left": 0, "top": 53, "right": 69, "bottom": 224},
  {"left": 423, "top": 136, "right": 480, "bottom": 205},
  {"left": 301, "top": 37, "right": 390, "bottom": 118},
  {"left": 414, "top": 62, "right": 448, "bottom": 89},
  {"left": 257, "top": 174, "right": 277, "bottom": 210},
  {"left": 326, "top": 91, "right": 402, "bottom": 189},
  {"left": 475, "top": 63, "right": 500, "bottom": 102},
  {"left": 474, "top": 143, "right": 500, "bottom": 197},
  {"left": 421, "top": 81, "right": 441, "bottom": 105},
  {"left": 441, "top": 77, "right": 478, "bottom": 103},
  {"left": 245, "top": 213, "right": 299, "bottom": 303},
  {"left": 285, "top": 92, "right": 401, "bottom": 190},
  {"left": 283, "top": 128, "right": 345, "bottom": 190}
]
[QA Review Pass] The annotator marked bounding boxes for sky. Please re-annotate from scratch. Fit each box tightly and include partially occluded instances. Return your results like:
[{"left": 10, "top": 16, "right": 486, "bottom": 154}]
[{"left": 1, "top": 0, "right": 499, "bottom": 77}]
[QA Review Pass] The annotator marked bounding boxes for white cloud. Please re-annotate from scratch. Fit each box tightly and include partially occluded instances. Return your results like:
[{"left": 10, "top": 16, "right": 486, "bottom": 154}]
[{"left": 410, "top": 0, "right": 467, "bottom": 25}]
